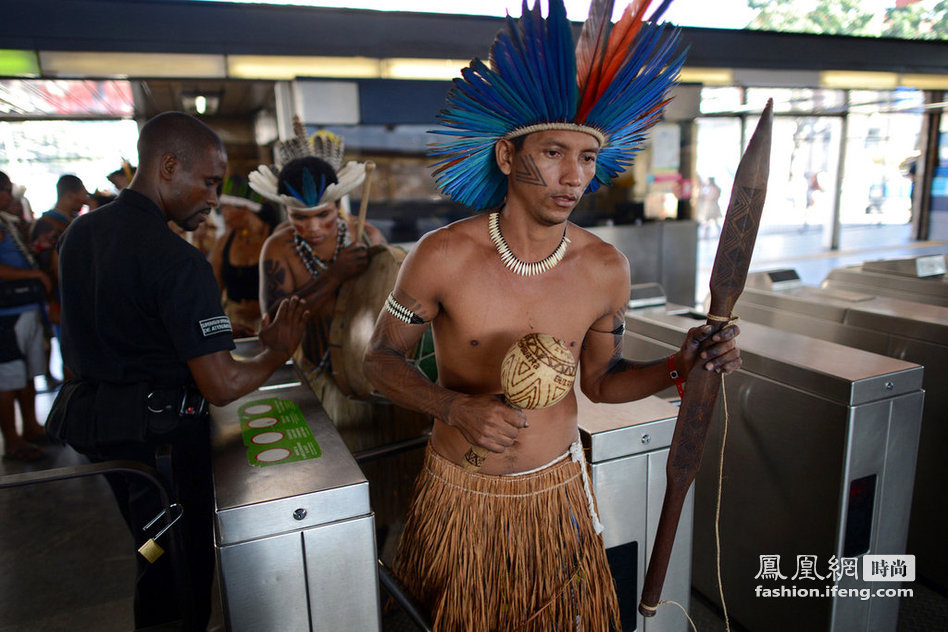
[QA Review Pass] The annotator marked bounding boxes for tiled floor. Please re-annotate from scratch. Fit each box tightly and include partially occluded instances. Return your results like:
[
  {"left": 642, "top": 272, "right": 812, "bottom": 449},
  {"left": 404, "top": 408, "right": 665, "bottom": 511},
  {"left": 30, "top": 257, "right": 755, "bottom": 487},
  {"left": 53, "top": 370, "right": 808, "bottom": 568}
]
[{"left": 1, "top": 222, "right": 945, "bottom": 631}]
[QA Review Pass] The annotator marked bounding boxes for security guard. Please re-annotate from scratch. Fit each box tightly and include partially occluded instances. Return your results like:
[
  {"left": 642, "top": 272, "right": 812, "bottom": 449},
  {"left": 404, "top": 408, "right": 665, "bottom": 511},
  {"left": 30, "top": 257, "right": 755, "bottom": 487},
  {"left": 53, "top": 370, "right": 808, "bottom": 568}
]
[{"left": 49, "top": 112, "right": 308, "bottom": 631}]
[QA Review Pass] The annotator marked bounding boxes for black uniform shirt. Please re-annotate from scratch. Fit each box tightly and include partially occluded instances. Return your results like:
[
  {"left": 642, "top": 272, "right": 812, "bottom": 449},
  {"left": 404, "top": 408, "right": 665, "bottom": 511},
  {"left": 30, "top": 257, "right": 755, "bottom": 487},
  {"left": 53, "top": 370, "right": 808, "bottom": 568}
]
[{"left": 59, "top": 189, "right": 234, "bottom": 386}]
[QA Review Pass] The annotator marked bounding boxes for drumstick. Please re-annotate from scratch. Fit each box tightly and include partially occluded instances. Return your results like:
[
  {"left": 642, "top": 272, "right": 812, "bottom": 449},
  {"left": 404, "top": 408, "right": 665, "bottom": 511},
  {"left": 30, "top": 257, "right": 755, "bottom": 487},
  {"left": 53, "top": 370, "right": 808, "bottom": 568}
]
[{"left": 356, "top": 161, "right": 376, "bottom": 244}]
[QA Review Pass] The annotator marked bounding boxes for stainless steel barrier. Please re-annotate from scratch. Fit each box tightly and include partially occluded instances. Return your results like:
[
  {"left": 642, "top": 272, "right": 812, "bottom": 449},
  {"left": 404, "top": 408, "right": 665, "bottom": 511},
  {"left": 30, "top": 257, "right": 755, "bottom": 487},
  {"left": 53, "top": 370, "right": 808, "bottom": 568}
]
[
  {"left": 737, "top": 269, "right": 948, "bottom": 592},
  {"left": 211, "top": 382, "right": 380, "bottom": 632},
  {"left": 822, "top": 254, "right": 948, "bottom": 307},
  {"left": 624, "top": 307, "right": 923, "bottom": 632},
  {"left": 579, "top": 393, "right": 693, "bottom": 632}
]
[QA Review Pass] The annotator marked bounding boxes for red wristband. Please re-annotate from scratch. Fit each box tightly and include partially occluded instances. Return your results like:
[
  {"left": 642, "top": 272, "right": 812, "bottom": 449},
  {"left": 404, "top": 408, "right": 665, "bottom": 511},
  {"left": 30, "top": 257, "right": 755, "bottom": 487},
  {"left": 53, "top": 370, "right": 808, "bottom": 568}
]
[{"left": 668, "top": 354, "right": 686, "bottom": 398}]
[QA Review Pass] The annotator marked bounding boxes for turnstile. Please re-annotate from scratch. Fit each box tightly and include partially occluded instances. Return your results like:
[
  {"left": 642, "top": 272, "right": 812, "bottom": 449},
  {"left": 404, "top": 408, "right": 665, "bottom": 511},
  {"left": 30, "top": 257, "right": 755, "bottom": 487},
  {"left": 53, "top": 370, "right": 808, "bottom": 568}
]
[
  {"left": 822, "top": 254, "right": 948, "bottom": 307},
  {"left": 736, "top": 269, "right": 948, "bottom": 591},
  {"left": 578, "top": 393, "right": 693, "bottom": 632},
  {"left": 211, "top": 382, "right": 380, "bottom": 632},
  {"left": 623, "top": 309, "right": 923, "bottom": 632}
]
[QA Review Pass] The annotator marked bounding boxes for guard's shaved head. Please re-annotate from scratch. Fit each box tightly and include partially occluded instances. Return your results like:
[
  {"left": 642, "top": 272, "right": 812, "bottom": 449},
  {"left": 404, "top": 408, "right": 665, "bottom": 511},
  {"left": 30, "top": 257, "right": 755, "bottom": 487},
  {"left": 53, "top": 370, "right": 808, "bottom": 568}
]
[
  {"left": 129, "top": 111, "right": 227, "bottom": 231},
  {"left": 137, "top": 111, "right": 224, "bottom": 170}
]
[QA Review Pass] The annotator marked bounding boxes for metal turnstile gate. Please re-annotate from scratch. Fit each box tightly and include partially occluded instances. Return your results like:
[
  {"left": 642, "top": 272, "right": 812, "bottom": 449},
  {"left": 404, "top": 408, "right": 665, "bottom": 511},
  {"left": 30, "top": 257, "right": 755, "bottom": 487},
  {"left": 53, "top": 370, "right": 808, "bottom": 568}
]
[
  {"left": 211, "top": 381, "right": 380, "bottom": 632},
  {"left": 735, "top": 269, "right": 948, "bottom": 592},
  {"left": 579, "top": 393, "right": 692, "bottom": 632},
  {"left": 623, "top": 308, "right": 923, "bottom": 632}
]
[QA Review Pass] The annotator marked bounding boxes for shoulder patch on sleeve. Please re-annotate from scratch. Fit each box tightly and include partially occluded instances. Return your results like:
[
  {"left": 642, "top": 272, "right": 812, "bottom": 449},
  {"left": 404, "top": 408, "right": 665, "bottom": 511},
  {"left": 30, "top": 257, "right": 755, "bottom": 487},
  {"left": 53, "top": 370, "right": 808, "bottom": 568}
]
[{"left": 199, "top": 316, "right": 232, "bottom": 337}]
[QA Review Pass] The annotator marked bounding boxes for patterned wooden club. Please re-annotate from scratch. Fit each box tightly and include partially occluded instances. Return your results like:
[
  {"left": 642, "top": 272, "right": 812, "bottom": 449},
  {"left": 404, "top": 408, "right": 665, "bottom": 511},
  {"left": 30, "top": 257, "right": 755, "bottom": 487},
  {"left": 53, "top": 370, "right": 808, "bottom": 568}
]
[{"left": 639, "top": 99, "right": 773, "bottom": 616}]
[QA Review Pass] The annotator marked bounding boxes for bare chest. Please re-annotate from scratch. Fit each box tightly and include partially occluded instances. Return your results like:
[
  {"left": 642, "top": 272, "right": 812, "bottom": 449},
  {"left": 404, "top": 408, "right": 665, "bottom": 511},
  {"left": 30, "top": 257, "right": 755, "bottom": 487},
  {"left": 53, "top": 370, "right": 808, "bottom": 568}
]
[{"left": 434, "top": 265, "right": 605, "bottom": 384}]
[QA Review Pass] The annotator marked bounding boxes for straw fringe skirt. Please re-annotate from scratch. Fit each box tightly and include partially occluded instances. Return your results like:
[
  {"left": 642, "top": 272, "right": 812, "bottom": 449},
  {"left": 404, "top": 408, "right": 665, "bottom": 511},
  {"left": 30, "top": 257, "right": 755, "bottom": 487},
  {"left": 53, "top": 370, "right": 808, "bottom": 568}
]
[{"left": 394, "top": 444, "right": 621, "bottom": 631}]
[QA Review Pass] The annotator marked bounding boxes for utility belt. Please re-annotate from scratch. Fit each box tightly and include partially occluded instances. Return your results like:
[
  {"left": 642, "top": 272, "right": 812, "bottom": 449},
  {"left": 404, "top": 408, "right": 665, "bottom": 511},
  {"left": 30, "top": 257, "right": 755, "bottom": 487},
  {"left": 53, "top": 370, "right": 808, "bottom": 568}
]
[
  {"left": 47, "top": 379, "right": 208, "bottom": 453},
  {"left": 145, "top": 385, "right": 208, "bottom": 418}
]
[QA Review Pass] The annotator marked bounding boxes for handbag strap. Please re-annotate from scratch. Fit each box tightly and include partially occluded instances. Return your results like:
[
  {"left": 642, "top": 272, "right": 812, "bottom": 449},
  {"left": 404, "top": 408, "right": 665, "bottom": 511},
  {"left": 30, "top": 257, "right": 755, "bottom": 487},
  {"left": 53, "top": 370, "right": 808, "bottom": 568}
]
[{"left": 0, "top": 212, "right": 38, "bottom": 269}]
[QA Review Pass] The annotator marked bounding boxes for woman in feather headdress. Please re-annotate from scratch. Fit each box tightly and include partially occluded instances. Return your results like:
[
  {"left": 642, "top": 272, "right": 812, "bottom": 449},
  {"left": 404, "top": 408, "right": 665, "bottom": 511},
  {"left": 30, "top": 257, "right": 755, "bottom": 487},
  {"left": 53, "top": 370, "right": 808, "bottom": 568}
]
[
  {"left": 364, "top": 1, "right": 742, "bottom": 629},
  {"left": 252, "top": 147, "right": 386, "bottom": 367}
]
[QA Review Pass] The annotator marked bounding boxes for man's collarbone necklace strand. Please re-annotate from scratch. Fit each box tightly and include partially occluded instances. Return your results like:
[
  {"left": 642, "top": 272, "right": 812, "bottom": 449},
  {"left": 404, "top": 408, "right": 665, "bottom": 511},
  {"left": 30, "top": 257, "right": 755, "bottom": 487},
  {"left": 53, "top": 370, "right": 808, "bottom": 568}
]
[
  {"left": 488, "top": 211, "right": 569, "bottom": 277},
  {"left": 294, "top": 219, "right": 349, "bottom": 277}
]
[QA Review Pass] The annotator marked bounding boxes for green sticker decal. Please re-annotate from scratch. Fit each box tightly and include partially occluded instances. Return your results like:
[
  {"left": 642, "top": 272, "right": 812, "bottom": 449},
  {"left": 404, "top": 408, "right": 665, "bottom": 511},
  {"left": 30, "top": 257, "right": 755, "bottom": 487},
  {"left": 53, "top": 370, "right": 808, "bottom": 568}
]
[{"left": 238, "top": 398, "right": 322, "bottom": 467}]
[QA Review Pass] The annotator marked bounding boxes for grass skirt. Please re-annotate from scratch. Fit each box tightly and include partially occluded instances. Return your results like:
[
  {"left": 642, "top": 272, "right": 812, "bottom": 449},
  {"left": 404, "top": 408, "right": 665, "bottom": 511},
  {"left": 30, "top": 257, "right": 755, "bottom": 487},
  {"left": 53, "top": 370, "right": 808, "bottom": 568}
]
[{"left": 394, "top": 444, "right": 621, "bottom": 631}]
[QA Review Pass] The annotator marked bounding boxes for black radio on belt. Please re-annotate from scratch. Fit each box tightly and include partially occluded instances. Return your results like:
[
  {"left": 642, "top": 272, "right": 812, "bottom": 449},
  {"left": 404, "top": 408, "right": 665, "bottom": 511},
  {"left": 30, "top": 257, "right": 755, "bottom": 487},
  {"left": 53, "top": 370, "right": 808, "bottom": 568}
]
[{"left": 146, "top": 386, "right": 208, "bottom": 418}]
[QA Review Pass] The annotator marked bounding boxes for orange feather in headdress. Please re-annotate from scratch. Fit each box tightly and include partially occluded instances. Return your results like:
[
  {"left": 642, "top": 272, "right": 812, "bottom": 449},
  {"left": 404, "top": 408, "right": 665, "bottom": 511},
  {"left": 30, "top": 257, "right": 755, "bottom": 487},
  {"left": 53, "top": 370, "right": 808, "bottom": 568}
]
[{"left": 577, "top": 0, "right": 653, "bottom": 122}]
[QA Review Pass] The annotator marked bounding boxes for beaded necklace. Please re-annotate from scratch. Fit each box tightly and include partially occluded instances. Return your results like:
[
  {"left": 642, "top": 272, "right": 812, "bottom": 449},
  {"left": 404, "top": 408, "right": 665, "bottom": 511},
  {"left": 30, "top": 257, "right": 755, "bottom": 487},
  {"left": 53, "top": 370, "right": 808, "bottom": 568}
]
[
  {"left": 488, "top": 212, "right": 569, "bottom": 277},
  {"left": 293, "top": 218, "right": 349, "bottom": 278}
]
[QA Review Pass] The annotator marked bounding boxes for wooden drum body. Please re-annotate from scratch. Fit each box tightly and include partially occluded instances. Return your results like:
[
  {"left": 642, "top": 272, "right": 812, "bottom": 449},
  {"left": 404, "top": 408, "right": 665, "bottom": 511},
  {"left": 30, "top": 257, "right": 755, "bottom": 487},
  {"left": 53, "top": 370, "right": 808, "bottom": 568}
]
[
  {"left": 329, "top": 244, "right": 437, "bottom": 400},
  {"left": 329, "top": 245, "right": 404, "bottom": 399}
]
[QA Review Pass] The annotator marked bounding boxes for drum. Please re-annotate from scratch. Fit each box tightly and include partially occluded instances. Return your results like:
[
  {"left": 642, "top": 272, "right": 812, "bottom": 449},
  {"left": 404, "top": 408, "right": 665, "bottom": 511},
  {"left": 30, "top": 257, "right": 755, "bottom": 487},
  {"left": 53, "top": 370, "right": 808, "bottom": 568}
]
[{"left": 328, "top": 244, "right": 437, "bottom": 399}]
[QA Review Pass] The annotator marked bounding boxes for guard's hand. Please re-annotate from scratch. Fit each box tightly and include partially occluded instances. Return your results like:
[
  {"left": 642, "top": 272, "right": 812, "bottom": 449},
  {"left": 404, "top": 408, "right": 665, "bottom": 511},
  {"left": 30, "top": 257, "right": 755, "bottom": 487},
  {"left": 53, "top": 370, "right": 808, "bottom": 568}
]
[
  {"left": 328, "top": 244, "right": 370, "bottom": 283},
  {"left": 258, "top": 295, "right": 309, "bottom": 357},
  {"left": 447, "top": 393, "right": 528, "bottom": 454},
  {"left": 678, "top": 323, "right": 742, "bottom": 376}
]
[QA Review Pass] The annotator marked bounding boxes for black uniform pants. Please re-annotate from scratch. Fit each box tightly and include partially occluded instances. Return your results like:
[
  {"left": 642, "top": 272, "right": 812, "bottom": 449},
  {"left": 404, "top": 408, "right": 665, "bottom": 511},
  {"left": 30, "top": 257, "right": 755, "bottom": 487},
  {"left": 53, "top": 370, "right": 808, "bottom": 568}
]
[{"left": 85, "top": 418, "right": 215, "bottom": 631}]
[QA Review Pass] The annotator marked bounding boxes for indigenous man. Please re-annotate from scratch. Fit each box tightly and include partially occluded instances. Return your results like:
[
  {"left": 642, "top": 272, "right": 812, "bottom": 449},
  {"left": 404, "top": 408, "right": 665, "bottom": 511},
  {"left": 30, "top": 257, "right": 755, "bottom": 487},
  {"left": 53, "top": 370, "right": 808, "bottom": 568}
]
[
  {"left": 50, "top": 111, "right": 308, "bottom": 631},
  {"left": 364, "top": 1, "right": 741, "bottom": 630}
]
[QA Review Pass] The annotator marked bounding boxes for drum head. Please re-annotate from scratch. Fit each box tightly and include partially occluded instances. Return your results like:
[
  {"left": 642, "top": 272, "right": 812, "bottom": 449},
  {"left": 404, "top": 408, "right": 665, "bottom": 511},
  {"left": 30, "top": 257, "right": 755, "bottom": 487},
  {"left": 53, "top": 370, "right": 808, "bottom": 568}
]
[{"left": 329, "top": 245, "right": 406, "bottom": 399}]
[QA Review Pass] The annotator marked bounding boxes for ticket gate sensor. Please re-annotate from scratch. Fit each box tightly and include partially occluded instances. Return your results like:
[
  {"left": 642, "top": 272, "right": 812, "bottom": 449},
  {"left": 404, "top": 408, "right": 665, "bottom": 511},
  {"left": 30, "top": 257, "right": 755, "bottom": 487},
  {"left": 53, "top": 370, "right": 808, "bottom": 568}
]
[
  {"left": 822, "top": 254, "right": 948, "bottom": 307},
  {"left": 212, "top": 383, "right": 380, "bottom": 632},
  {"left": 861, "top": 254, "right": 946, "bottom": 278},
  {"left": 623, "top": 308, "right": 923, "bottom": 632},
  {"left": 737, "top": 269, "right": 948, "bottom": 592},
  {"left": 579, "top": 393, "right": 693, "bottom": 632}
]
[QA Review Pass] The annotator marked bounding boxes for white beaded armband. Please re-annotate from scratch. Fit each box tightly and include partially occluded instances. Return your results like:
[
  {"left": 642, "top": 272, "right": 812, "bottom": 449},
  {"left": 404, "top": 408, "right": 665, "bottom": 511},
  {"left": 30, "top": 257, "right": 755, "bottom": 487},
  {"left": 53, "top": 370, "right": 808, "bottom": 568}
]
[{"left": 385, "top": 292, "right": 426, "bottom": 325}]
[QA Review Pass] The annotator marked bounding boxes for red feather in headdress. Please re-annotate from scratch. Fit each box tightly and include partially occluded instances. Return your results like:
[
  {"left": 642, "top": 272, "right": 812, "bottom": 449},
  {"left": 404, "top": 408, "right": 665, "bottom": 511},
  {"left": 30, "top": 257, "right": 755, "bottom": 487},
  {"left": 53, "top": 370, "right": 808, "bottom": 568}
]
[{"left": 576, "top": 0, "right": 653, "bottom": 122}]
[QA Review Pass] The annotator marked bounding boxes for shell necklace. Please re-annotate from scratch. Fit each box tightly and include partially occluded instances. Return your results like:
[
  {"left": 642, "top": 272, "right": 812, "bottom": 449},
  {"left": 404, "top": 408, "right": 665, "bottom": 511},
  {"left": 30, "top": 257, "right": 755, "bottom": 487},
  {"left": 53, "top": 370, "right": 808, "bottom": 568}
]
[
  {"left": 294, "top": 219, "right": 349, "bottom": 277},
  {"left": 488, "top": 212, "right": 569, "bottom": 277}
]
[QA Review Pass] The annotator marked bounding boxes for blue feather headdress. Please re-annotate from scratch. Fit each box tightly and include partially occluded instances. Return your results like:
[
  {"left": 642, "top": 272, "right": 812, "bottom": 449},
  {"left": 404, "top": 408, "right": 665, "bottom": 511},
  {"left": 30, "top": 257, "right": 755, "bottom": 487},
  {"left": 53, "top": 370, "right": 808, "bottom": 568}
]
[{"left": 430, "top": 0, "right": 686, "bottom": 211}]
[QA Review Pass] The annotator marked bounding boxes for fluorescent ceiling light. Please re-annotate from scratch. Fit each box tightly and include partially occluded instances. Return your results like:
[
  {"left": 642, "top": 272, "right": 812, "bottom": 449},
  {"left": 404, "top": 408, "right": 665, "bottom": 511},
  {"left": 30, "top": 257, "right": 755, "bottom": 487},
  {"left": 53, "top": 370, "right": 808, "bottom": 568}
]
[
  {"left": 39, "top": 52, "right": 226, "bottom": 78},
  {"left": 820, "top": 71, "right": 898, "bottom": 90},
  {"left": 228, "top": 55, "right": 380, "bottom": 80},
  {"left": 678, "top": 67, "right": 733, "bottom": 86},
  {"left": 0, "top": 50, "right": 39, "bottom": 77},
  {"left": 899, "top": 74, "right": 948, "bottom": 91},
  {"left": 381, "top": 58, "right": 469, "bottom": 80}
]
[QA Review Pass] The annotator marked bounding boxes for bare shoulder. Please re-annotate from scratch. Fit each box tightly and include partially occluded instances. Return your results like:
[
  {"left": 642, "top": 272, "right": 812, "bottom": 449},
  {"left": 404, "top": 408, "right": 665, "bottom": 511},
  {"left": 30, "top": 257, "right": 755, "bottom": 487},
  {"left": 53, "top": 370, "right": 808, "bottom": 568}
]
[
  {"left": 364, "top": 221, "right": 387, "bottom": 246},
  {"left": 396, "top": 215, "right": 486, "bottom": 298},
  {"left": 260, "top": 224, "right": 295, "bottom": 259},
  {"left": 343, "top": 216, "right": 387, "bottom": 246},
  {"left": 569, "top": 225, "right": 630, "bottom": 280},
  {"left": 405, "top": 214, "right": 485, "bottom": 267}
]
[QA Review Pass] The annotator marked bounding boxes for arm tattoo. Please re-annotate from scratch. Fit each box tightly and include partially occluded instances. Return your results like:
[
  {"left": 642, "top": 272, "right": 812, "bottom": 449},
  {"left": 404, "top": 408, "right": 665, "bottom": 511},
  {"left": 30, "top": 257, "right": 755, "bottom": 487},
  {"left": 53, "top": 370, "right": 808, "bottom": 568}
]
[
  {"left": 515, "top": 154, "right": 546, "bottom": 187},
  {"left": 263, "top": 259, "right": 288, "bottom": 315},
  {"left": 603, "top": 308, "right": 633, "bottom": 376}
]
